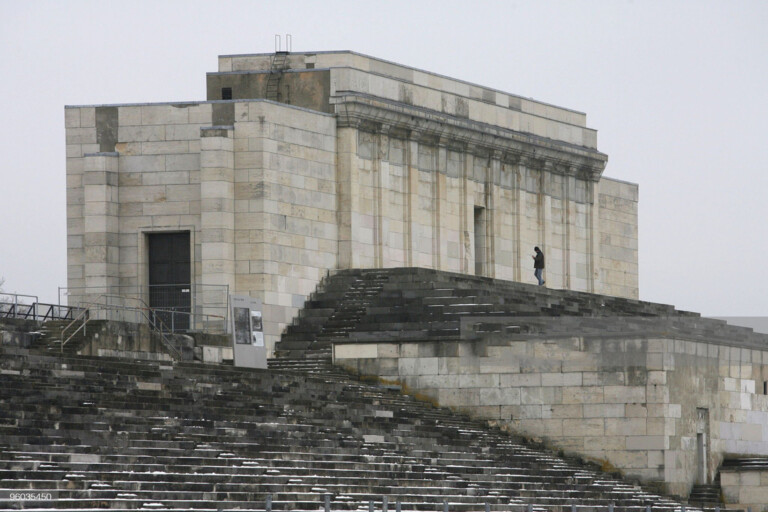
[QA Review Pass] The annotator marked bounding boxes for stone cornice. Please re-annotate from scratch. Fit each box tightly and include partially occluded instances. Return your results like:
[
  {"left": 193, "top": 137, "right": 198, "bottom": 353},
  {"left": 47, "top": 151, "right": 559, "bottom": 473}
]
[{"left": 333, "top": 93, "right": 607, "bottom": 181}]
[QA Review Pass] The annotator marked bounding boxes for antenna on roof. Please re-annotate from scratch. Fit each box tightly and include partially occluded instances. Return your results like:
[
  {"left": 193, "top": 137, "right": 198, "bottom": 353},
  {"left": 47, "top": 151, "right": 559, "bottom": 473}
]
[{"left": 274, "top": 34, "right": 292, "bottom": 53}]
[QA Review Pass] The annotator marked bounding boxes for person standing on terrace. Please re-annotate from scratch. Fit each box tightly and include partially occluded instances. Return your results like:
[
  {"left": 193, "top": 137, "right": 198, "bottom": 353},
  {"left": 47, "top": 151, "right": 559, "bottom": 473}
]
[{"left": 533, "top": 246, "right": 545, "bottom": 286}]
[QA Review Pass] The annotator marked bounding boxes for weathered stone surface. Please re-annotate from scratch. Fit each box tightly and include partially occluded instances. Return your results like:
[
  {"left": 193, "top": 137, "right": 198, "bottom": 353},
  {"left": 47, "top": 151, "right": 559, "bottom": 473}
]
[
  {"left": 311, "top": 268, "right": 768, "bottom": 500},
  {"left": 66, "top": 50, "right": 638, "bottom": 359}
]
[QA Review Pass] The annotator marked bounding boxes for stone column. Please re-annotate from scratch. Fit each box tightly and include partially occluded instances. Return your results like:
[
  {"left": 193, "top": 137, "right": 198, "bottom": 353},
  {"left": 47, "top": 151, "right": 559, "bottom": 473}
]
[
  {"left": 434, "top": 140, "right": 448, "bottom": 270},
  {"left": 511, "top": 157, "right": 523, "bottom": 282},
  {"left": 405, "top": 135, "right": 419, "bottom": 267},
  {"left": 588, "top": 179, "right": 600, "bottom": 293},
  {"left": 539, "top": 162, "right": 552, "bottom": 283},
  {"left": 466, "top": 150, "right": 480, "bottom": 275},
  {"left": 459, "top": 148, "right": 470, "bottom": 274},
  {"left": 564, "top": 171, "right": 576, "bottom": 290},
  {"left": 200, "top": 127, "right": 235, "bottom": 320},
  {"left": 337, "top": 127, "right": 360, "bottom": 269},
  {"left": 486, "top": 151, "right": 502, "bottom": 279},
  {"left": 374, "top": 129, "right": 391, "bottom": 267},
  {"left": 82, "top": 152, "right": 119, "bottom": 304}
]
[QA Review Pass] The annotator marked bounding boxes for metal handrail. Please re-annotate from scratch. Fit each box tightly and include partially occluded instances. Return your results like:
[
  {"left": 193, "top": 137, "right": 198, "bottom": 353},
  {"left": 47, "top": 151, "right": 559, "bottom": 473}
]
[
  {"left": 0, "top": 296, "right": 83, "bottom": 322},
  {"left": 78, "top": 298, "right": 184, "bottom": 360},
  {"left": 0, "top": 292, "right": 39, "bottom": 306},
  {"left": 95, "top": 294, "right": 224, "bottom": 333},
  {"left": 0, "top": 302, "right": 34, "bottom": 319},
  {"left": 59, "top": 284, "right": 230, "bottom": 333},
  {"left": 60, "top": 307, "right": 90, "bottom": 352},
  {"left": 148, "top": 306, "right": 226, "bottom": 333},
  {"left": 60, "top": 295, "right": 183, "bottom": 360}
]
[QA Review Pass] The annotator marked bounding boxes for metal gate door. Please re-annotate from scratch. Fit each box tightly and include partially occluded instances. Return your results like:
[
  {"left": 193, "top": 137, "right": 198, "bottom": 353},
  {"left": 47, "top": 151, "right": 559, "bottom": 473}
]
[{"left": 148, "top": 232, "right": 191, "bottom": 331}]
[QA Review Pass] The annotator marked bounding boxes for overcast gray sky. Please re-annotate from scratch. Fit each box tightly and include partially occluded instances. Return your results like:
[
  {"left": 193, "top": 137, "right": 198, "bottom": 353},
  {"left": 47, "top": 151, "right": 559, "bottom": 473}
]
[{"left": 0, "top": 0, "right": 766, "bottom": 316}]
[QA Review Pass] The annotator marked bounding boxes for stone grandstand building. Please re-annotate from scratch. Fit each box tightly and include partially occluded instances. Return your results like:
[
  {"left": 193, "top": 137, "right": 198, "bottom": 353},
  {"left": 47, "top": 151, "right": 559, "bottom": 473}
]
[
  {"left": 65, "top": 50, "right": 638, "bottom": 357},
  {"left": 61, "top": 50, "right": 768, "bottom": 507}
]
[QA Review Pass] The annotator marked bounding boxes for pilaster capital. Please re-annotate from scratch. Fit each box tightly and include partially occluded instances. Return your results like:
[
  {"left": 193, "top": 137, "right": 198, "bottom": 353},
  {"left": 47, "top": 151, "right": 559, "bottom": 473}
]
[
  {"left": 502, "top": 151, "right": 522, "bottom": 165},
  {"left": 467, "top": 143, "right": 490, "bottom": 160},
  {"left": 523, "top": 157, "right": 545, "bottom": 173}
]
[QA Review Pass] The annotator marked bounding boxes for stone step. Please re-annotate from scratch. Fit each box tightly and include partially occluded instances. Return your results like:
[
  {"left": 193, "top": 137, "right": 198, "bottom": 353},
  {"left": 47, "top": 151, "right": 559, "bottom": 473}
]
[
  {"left": 687, "top": 483, "right": 722, "bottom": 505},
  {"left": 0, "top": 341, "right": 702, "bottom": 511}
]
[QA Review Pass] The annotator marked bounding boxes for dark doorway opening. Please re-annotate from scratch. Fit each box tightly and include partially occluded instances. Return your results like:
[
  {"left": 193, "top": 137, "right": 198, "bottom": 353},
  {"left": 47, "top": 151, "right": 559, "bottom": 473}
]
[
  {"left": 474, "top": 206, "right": 486, "bottom": 276},
  {"left": 148, "top": 232, "right": 191, "bottom": 331}
]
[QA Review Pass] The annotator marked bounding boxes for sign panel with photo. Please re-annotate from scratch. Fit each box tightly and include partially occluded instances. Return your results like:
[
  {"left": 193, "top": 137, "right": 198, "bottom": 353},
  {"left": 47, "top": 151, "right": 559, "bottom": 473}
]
[
  {"left": 251, "top": 310, "right": 264, "bottom": 347},
  {"left": 230, "top": 295, "right": 267, "bottom": 369},
  {"left": 234, "top": 307, "right": 251, "bottom": 345}
]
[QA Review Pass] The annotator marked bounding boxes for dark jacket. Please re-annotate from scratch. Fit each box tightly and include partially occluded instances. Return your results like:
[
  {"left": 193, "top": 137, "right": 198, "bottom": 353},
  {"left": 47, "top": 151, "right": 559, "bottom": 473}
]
[{"left": 534, "top": 250, "right": 545, "bottom": 269}]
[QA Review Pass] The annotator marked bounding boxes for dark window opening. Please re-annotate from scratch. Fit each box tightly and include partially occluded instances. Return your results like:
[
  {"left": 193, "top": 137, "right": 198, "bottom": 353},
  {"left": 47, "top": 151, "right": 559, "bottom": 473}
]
[
  {"left": 306, "top": 63, "right": 315, "bottom": 69},
  {"left": 221, "top": 87, "right": 233, "bottom": 100},
  {"left": 764, "top": 381, "right": 767, "bottom": 395}
]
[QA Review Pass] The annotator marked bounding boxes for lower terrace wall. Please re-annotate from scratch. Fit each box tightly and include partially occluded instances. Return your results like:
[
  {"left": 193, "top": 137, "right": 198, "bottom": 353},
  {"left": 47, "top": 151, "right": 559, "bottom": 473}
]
[
  {"left": 720, "top": 468, "right": 768, "bottom": 512},
  {"left": 334, "top": 334, "right": 768, "bottom": 498},
  {"left": 0, "top": 319, "right": 41, "bottom": 348}
]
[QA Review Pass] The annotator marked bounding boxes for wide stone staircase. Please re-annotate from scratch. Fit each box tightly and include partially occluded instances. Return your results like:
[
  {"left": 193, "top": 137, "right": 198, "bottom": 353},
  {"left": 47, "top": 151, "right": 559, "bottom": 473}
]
[
  {"left": 270, "top": 271, "right": 390, "bottom": 372},
  {"left": 0, "top": 343, "right": 720, "bottom": 511},
  {"left": 273, "top": 268, "right": 767, "bottom": 366},
  {"left": 2, "top": 266, "right": 755, "bottom": 511}
]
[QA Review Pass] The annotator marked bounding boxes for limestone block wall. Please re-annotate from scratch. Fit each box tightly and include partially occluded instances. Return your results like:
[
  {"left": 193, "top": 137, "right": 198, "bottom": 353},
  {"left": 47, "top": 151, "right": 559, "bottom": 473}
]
[
  {"left": 339, "top": 127, "right": 633, "bottom": 296},
  {"left": 66, "top": 100, "right": 337, "bottom": 356},
  {"left": 231, "top": 101, "right": 337, "bottom": 350},
  {"left": 66, "top": 102, "right": 213, "bottom": 304},
  {"left": 720, "top": 468, "right": 768, "bottom": 512},
  {"left": 333, "top": 335, "right": 768, "bottom": 497},
  {"left": 115, "top": 103, "right": 212, "bottom": 296},
  {"left": 597, "top": 178, "right": 639, "bottom": 299},
  {"left": 65, "top": 106, "right": 98, "bottom": 293}
]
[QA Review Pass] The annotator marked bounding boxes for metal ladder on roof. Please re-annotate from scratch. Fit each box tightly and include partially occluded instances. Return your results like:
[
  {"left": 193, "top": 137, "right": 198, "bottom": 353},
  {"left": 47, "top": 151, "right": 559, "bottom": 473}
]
[{"left": 267, "top": 35, "right": 291, "bottom": 102}]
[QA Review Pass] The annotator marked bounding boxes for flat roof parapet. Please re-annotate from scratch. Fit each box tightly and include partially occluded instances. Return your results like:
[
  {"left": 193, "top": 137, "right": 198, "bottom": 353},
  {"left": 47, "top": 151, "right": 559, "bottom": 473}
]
[{"left": 217, "top": 50, "right": 589, "bottom": 126}]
